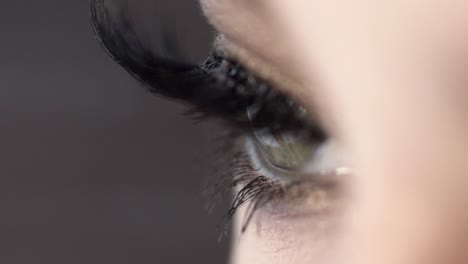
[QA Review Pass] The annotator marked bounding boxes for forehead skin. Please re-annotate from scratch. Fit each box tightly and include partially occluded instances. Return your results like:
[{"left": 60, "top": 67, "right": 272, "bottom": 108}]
[{"left": 200, "top": 0, "right": 272, "bottom": 58}]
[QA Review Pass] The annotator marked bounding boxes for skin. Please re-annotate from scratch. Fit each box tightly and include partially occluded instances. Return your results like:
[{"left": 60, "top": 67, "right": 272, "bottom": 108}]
[{"left": 201, "top": 1, "right": 468, "bottom": 264}]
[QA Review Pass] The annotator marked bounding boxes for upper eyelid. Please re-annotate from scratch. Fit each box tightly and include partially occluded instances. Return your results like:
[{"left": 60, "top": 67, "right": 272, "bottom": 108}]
[
  {"left": 211, "top": 51, "right": 323, "bottom": 132},
  {"left": 217, "top": 36, "right": 320, "bottom": 119},
  {"left": 199, "top": 51, "right": 321, "bottom": 135},
  {"left": 215, "top": 36, "right": 295, "bottom": 93}
]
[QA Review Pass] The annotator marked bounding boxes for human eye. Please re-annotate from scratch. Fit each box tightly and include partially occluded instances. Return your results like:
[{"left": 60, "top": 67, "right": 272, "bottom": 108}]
[
  {"left": 204, "top": 55, "right": 352, "bottom": 232},
  {"left": 91, "top": 0, "right": 351, "bottom": 234}
]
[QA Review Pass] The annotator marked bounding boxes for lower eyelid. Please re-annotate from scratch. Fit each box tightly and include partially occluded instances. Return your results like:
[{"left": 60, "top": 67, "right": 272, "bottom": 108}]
[{"left": 233, "top": 137, "right": 344, "bottom": 219}]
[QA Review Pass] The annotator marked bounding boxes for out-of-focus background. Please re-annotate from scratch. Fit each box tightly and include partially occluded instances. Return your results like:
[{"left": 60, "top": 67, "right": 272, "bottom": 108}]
[{"left": 0, "top": 0, "right": 229, "bottom": 263}]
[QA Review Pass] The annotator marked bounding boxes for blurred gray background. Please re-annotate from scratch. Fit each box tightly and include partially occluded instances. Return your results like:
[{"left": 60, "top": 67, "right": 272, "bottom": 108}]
[{"left": 0, "top": 0, "right": 229, "bottom": 263}]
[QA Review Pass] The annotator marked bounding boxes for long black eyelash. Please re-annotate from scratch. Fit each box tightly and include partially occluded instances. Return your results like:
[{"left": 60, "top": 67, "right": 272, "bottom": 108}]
[
  {"left": 91, "top": 0, "right": 311, "bottom": 131},
  {"left": 205, "top": 149, "right": 278, "bottom": 238},
  {"left": 206, "top": 132, "right": 337, "bottom": 238},
  {"left": 205, "top": 146, "right": 292, "bottom": 238}
]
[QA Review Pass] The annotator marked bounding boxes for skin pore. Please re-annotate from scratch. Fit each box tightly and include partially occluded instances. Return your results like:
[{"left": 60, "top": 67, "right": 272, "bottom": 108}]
[{"left": 201, "top": 1, "right": 468, "bottom": 264}]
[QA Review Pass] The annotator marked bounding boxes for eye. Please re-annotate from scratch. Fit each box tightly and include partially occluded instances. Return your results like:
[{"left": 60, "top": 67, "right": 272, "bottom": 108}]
[
  {"left": 251, "top": 127, "right": 318, "bottom": 172},
  {"left": 91, "top": 0, "right": 349, "bottom": 234},
  {"left": 247, "top": 105, "right": 321, "bottom": 171},
  {"left": 247, "top": 103, "right": 351, "bottom": 181},
  {"left": 199, "top": 54, "right": 354, "bottom": 226}
]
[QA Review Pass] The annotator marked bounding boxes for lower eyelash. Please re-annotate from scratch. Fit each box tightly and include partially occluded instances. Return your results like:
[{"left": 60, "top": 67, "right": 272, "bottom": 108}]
[
  {"left": 204, "top": 135, "right": 274, "bottom": 234},
  {"left": 206, "top": 135, "right": 307, "bottom": 237},
  {"left": 206, "top": 133, "right": 342, "bottom": 240}
]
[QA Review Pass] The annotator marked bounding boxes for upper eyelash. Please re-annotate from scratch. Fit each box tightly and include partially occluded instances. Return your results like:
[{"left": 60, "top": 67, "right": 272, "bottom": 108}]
[
  {"left": 200, "top": 53, "right": 314, "bottom": 131},
  {"left": 91, "top": 0, "right": 310, "bottom": 131}
]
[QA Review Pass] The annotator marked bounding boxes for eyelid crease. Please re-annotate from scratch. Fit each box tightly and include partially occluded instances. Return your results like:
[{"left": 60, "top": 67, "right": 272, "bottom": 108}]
[
  {"left": 217, "top": 35, "right": 326, "bottom": 130},
  {"left": 200, "top": 52, "right": 316, "bottom": 133},
  {"left": 217, "top": 35, "right": 304, "bottom": 98}
]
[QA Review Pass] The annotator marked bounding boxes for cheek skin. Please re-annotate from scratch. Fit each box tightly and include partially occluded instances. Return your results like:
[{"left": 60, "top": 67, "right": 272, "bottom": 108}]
[
  {"left": 230, "top": 204, "right": 347, "bottom": 264},
  {"left": 229, "top": 182, "right": 353, "bottom": 264}
]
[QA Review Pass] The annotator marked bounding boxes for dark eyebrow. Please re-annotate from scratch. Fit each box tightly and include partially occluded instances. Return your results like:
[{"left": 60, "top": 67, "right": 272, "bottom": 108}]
[{"left": 91, "top": 0, "right": 312, "bottom": 130}]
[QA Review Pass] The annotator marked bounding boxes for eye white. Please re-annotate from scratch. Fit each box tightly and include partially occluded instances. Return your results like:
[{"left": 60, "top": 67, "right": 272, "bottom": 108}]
[{"left": 301, "top": 139, "right": 351, "bottom": 175}]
